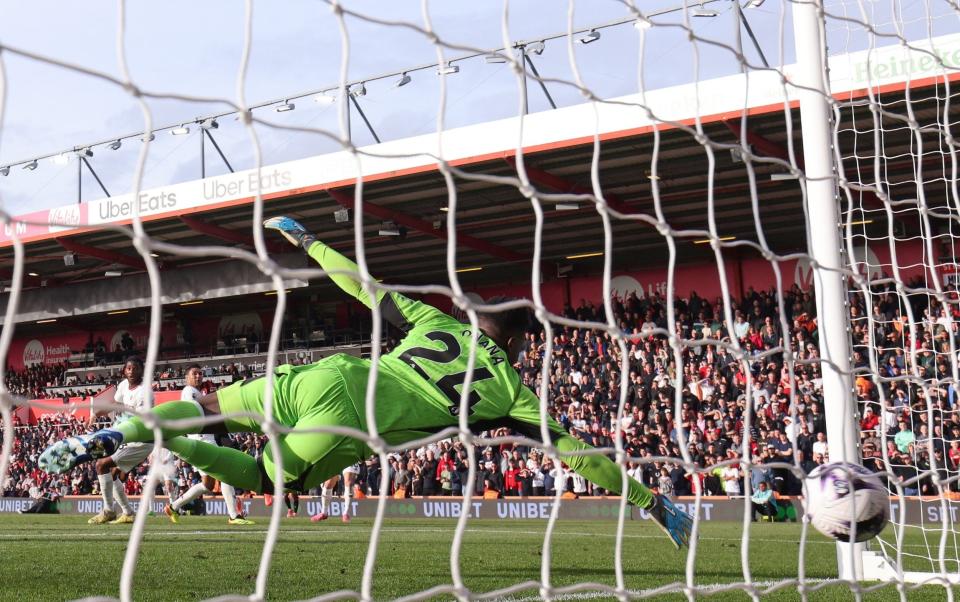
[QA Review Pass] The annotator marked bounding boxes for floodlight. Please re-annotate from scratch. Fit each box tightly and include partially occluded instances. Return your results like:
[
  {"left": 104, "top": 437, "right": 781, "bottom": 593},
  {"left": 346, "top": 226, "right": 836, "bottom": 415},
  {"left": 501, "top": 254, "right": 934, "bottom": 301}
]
[
  {"left": 350, "top": 83, "right": 367, "bottom": 97},
  {"left": 578, "top": 30, "right": 601, "bottom": 44},
  {"left": 0, "top": 166, "right": 9, "bottom": 176},
  {"left": 276, "top": 100, "right": 296, "bottom": 112},
  {"left": 200, "top": 118, "right": 219, "bottom": 130},
  {"left": 24, "top": 160, "right": 38, "bottom": 171},
  {"left": 315, "top": 92, "right": 337, "bottom": 104},
  {"left": 109, "top": 140, "right": 122, "bottom": 150},
  {"left": 437, "top": 64, "right": 459, "bottom": 75},
  {"left": 171, "top": 125, "right": 190, "bottom": 136},
  {"left": 691, "top": 7, "right": 720, "bottom": 17},
  {"left": 378, "top": 222, "right": 400, "bottom": 236},
  {"left": 485, "top": 53, "right": 508, "bottom": 64},
  {"left": 394, "top": 73, "right": 412, "bottom": 88}
]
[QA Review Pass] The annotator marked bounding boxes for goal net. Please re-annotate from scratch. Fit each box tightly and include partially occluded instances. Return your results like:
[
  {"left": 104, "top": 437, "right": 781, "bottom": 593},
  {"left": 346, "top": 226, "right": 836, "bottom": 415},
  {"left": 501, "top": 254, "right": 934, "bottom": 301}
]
[
  {"left": 828, "top": 0, "right": 960, "bottom": 586},
  {"left": 0, "top": 0, "right": 958, "bottom": 600}
]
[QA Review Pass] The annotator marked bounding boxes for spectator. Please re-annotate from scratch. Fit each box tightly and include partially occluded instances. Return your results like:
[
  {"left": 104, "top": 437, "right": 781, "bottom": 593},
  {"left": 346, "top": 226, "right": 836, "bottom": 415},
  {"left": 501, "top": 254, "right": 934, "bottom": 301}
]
[
  {"left": 750, "top": 481, "right": 779, "bottom": 521},
  {"left": 421, "top": 450, "right": 439, "bottom": 496},
  {"left": 812, "top": 432, "right": 829, "bottom": 460},
  {"left": 480, "top": 461, "right": 501, "bottom": 498},
  {"left": 894, "top": 420, "right": 916, "bottom": 454}
]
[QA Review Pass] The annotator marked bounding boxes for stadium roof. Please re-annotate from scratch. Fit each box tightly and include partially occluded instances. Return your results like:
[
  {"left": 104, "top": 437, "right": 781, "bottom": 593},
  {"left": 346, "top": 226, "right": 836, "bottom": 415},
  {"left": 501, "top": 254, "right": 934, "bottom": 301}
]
[{"left": 2, "top": 34, "right": 958, "bottom": 324}]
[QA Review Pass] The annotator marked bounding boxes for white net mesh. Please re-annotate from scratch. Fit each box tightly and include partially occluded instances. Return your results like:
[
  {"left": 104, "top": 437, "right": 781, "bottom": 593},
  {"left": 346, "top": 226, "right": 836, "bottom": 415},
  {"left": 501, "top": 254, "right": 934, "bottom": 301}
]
[
  {"left": 827, "top": 0, "right": 960, "bottom": 584},
  {"left": 1, "top": 0, "right": 960, "bottom": 600}
]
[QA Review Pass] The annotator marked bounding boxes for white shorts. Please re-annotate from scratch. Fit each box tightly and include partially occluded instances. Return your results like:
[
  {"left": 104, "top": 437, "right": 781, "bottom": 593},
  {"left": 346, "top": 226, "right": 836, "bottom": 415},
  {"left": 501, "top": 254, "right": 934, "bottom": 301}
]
[
  {"left": 342, "top": 463, "right": 361, "bottom": 476},
  {"left": 150, "top": 449, "right": 178, "bottom": 482},
  {"left": 111, "top": 442, "right": 152, "bottom": 473}
]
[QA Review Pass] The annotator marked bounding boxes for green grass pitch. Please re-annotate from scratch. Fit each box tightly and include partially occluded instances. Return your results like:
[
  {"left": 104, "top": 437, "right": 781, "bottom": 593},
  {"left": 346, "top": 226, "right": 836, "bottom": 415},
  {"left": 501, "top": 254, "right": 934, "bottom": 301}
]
[{"left": 0, "top": 515, "right": 953, "bottom": 601}]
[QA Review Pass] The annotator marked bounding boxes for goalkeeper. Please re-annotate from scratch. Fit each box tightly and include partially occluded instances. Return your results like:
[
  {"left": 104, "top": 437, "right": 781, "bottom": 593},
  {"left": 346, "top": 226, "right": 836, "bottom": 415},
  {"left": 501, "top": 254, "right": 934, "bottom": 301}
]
[{"left": 40, "top": 216, "right": 692, "bottom": 548}]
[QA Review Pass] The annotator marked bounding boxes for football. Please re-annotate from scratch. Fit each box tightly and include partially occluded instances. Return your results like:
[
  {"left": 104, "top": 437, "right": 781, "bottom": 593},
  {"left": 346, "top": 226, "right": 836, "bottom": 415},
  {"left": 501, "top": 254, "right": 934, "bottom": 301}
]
[{"left": 805, "top": 462, "right": 889, "bottom": 542}]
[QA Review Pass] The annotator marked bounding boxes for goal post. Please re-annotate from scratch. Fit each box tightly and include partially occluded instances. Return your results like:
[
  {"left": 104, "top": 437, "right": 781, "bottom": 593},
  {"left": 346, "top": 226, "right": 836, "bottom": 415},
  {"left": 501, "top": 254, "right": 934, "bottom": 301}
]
[{"left": 791, "top": 0, "right": 864, "bottom": 582}]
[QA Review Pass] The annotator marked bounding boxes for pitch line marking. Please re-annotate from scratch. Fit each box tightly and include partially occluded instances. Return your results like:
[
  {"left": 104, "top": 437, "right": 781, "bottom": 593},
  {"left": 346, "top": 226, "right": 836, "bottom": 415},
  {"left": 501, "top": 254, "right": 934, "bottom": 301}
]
[{"left": 0, "top": 526, "right": 931, "bottom": 549}]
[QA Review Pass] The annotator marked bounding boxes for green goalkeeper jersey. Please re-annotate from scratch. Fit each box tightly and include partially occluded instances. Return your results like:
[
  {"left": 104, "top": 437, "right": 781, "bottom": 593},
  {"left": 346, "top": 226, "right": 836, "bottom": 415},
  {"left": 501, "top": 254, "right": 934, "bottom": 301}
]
[{"left": 305, "top": 241, "right": 653, "bottom": 509}]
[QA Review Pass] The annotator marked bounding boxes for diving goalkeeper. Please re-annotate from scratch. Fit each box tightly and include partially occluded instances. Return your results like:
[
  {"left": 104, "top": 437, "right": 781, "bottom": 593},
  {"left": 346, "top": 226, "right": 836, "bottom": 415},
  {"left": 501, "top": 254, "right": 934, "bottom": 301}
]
[{"left": 40, "top": 216, "right": 692, "bottom": 548}]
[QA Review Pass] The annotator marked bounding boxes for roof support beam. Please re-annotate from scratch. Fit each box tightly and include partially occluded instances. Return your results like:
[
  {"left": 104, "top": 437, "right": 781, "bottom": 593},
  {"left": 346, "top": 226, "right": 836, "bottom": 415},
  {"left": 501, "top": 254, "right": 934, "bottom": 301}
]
[
  {"left": 327, "top": 188, "right": 527, "bottom": 264},
  {"left": 503, "top": 156, "right": 633, "bottom": 215},
  {"left": 723, "top": 118, "right": 799, "bottom": 168},
  {"left": 55, "top": 238, "right": 147, "bottom": 271},
  {"left": 723, "top": 118, "right": 901, "bottom": 227},
  {"left": 179, "top": 215, "right": 284, "bottom": 254}
]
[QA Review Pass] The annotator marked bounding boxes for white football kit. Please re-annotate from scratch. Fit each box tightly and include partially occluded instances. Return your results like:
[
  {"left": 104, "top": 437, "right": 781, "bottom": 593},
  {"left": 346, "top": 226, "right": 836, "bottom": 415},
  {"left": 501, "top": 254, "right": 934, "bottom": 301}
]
[
  {"left": 182, "top": 384, "right": 217, "bottom": 476},
  {"left": 111, "top": 380, "right": 152, "bottom": 472}
]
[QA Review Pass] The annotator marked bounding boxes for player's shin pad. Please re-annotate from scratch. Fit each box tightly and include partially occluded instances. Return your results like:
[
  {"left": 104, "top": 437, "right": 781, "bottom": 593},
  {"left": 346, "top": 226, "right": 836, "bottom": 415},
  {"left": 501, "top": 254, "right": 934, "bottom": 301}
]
[{"left": 165, "top": 436, "right": 262, "bottom": 492}]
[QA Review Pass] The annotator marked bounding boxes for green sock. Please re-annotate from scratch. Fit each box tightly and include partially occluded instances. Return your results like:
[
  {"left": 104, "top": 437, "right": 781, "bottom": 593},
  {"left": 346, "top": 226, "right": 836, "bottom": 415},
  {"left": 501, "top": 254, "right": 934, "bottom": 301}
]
[
  {"left": 112, "top": 401, "right": 204, "bottom": 443},
  {"left": 166, "top": 437, "right": 263, "bottom": 492}
]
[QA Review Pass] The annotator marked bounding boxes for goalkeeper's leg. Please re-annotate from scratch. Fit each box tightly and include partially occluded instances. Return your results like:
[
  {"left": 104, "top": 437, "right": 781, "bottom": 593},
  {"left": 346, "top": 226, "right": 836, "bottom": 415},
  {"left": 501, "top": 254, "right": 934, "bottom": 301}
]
[
  {"left": 40, "top": 372, "right": 275, "bottom": 474},
  {"left": 40, "top": 365, "right": 366, "bottom": 494}
]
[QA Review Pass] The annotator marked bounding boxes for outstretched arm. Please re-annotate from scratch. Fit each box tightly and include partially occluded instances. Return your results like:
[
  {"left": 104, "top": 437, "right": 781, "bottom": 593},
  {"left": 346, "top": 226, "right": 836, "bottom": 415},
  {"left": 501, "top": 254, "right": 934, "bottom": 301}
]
[
  {"left": 264, "top": 216, "right": 447, "bottom": 331},
  {"left": 305, "top": 239, "right": 383, "bottom": 309}
]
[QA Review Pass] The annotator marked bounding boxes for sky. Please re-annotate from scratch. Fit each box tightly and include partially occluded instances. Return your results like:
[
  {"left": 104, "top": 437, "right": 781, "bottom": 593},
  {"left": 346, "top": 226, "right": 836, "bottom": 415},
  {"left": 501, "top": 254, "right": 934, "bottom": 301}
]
[{"left": 0, "top": 0, "right": 950, "bottom": 216}]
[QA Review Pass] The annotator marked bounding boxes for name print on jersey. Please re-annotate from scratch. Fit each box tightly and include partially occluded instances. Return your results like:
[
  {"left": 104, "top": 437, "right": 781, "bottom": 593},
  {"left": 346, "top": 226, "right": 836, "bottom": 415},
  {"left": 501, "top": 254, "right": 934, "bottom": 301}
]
[{"left": 459, "top": 330, "right": 506, "bottom": 366}]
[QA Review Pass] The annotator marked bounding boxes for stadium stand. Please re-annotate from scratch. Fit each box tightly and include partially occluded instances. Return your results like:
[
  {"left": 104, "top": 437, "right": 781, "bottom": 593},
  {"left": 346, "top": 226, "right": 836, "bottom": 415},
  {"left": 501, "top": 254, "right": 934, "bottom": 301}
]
[{"left": 5, "top": 272, "right": 953, "bottom": 502}]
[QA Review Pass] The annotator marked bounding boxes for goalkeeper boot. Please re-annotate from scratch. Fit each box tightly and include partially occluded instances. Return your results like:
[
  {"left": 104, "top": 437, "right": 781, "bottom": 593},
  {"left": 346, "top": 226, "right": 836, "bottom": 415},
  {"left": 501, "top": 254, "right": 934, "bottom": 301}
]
[
  {"left": 263, "top": 216, "right": 317, "bottom": 250},
  {"left": 39, "top": 430, "right": 123, "bottom": 474},
  {"left": 310, "top": 512, "right": 329, "bottom": 522},
  {"left": 647, "top": 494, "right": 693, "bottom": 549}
]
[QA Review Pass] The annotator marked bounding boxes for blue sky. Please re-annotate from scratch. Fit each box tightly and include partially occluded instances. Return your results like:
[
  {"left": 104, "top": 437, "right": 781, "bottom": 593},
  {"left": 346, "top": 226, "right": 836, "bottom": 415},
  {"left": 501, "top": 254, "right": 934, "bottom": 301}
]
[{"left": 0, "top": 0, "right": 946, "bottom": 215}]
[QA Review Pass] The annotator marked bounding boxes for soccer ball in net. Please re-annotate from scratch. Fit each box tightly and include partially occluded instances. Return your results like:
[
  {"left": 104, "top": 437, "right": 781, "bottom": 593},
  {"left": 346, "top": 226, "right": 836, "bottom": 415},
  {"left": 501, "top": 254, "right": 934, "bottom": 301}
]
[{"left": 805, "top": 462, "right": 889, "bottom": 543}]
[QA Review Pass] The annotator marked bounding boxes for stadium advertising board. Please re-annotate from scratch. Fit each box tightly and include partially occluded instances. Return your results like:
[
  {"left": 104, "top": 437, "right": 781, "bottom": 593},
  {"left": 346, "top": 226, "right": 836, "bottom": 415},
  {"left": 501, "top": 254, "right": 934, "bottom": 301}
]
[
  {"left": 0, "top": 496, "right": 943, "bottom": 526},
  {"left": 12, "top": 390, "right": 184, "bottom": 424}
]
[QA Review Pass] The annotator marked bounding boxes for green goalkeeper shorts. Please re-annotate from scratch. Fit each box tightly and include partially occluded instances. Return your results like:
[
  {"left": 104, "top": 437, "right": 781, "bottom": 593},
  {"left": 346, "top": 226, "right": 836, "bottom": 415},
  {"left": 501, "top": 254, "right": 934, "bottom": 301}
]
[{"left": 215, "top": 355, "right": 371, "bottom": 491}]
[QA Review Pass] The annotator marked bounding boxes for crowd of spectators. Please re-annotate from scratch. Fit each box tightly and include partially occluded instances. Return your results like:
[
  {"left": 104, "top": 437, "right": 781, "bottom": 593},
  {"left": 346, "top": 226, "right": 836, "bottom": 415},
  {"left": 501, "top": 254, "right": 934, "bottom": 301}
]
[
  {"left": 3, "top": 361, "right": 268, "bottom": 401},
  {"left": 3, "top": 364, "right": 70, "bottom": 400},
  {"left": 4, "top": 276, "right": 960, "bottom": 501}
]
